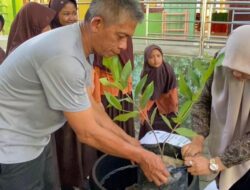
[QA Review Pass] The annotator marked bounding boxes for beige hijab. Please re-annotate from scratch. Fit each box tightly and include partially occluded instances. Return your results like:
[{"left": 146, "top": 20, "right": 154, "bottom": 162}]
[{"left": 209, "top": 25, "right": 250, "bottom": 190}]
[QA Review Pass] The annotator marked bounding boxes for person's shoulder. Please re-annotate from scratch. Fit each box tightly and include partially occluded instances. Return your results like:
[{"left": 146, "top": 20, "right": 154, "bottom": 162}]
[
  {"left": 39, "top": 55, "right": 86, "bottom": 79},
  {"left": 38, "top": 23, "right": 79, "bottom": 40},
  {"left": 55, "top": 23, "right": 80, "bottom": 34}
]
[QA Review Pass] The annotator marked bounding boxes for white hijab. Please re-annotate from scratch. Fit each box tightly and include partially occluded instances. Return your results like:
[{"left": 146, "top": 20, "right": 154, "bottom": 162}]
[{"left": 209, "top": 25, "right": 250, "bottom": 190}]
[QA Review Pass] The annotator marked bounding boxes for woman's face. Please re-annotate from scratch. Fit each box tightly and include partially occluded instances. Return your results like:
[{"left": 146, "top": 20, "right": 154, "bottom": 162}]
[
  {"left": 58, "top": 2, "right": 77, "bottom": 26},
  {"left": 232, "top": 70, "right": 250, "bottom": 81},
  {"left": 147, "top": 49, "right": 163, "bottom": 68}
]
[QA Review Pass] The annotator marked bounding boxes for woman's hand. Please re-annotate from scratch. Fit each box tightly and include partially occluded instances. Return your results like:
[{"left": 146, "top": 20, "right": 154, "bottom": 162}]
[
  {"left": 181, "top": 135, "right": 204, "bottom": 157},
  {"left": 184, "top": 155, "right": 211, "bottom": 175},
  {"left": 184, "top": 156, "right": 226, "bottom": 176}
]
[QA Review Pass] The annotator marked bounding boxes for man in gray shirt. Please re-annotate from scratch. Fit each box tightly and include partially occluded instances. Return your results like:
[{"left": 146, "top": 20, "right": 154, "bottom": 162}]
[{"left": 0, "top": 0, "right": 169, "bottom": 189}]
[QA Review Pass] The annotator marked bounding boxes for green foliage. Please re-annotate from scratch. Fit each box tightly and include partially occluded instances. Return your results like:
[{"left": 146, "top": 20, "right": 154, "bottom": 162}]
[
  {"left": 160, "top": 114, "right": 173, "bottom": 131},
  {"left": 175, "top": 127, "right": 197, "bottom": 139},
  {"left": 104, "top": 92, "right": 122, "bottom": 111},
  {"left": 179, "top": 75, "right": 192, "bottom": 100},
  {"left": 134, "top": 75, "right": 148, "bottom": 99},
  {"left": 103, "top": 56, "right": 122, "bottom": 82},
  {"left": 114, "top": 111, "right": 139, "bottom": 122},
  {"left": 99, "top": 78, "right": 123, "bottom": 91},
  {"left": 173, "top": 100, "right": 192, "bottom": 125},
  {"left": 139, "top": 81, "right": 154, "bottom": 109},
  {"left": 150, "top": 108, "right": 157, "bottom": 126},
  {"left": 168, "top": 53, "right": 225, "bottom": 131},
  {"left": 100, "top": 53, "right": 224, "bottom": 141},
  {"left": 100, "top": 53, "right": 224, "bottom": 158},
  {"left": 120, "top": 60, "right": 132, "bottom": 88},
  {"left": 100, "top": 56, "right": 154, "bottom": 114}
]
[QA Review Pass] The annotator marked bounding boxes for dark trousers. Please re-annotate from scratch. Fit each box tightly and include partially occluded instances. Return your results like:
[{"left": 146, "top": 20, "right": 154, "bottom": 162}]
[{"left": 0, "top": 141, "right": 59, "bottom": 190}]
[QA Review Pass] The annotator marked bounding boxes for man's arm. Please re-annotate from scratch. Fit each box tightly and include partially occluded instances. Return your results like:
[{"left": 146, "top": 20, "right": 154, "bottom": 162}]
[
  {"left": 87, "top": 87, "right": 140, "bottom": 146},
  {"left": 64, "top": 108, "right": 169, "bottom": 186}
]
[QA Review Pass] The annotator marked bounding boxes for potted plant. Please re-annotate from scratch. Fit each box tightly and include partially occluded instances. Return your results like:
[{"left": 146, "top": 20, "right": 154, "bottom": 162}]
[{"left": 90, "top": 53, "right": 224, "bottom": 190}]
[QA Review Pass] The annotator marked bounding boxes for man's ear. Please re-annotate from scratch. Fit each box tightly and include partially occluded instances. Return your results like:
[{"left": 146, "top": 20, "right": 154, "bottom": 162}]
[{"left": 90, "top": 16, "right": 104, "bottom": 32}]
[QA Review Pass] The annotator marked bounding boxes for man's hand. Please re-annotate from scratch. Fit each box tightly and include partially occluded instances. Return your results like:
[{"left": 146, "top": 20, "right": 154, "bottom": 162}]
[
  {"left": 127, "top": 135, "right": 141, "bottom": 147},
  {"left": 138, "top": 150, "right": 169, "bottom": 186},
  {"left": 182, "top": 135, "right": 204, "bottom": 157}
]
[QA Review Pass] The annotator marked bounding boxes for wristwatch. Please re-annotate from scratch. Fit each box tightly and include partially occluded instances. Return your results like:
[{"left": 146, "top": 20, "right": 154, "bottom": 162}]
[{"left": 209, "top": 158, "right": 219, "bottom": 174}]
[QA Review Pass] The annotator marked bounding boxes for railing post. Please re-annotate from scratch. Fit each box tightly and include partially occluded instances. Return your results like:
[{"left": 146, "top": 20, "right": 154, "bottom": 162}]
[
  {"left": 231, "top": 9, "right": 235, "bottom": 31},
  {"left": 199, "top": 0, "right": 208, "bottom": 57},
  {"left": 207, "top": 0, "right": 214, "bottom": 49},
  {"left": 145, "top": 3, "right": 149, "bottom": 44}
]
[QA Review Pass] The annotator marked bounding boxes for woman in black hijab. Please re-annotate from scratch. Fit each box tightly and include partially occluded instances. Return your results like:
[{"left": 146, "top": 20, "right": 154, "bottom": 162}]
[
  {"left": 139, "top": 44, "right": 179, "bottom": 139},
  {"left": 6, "top": 2, "right": 55, "bottom": 56},
  {"left": 49, "top": 0, "right": 77, "bottom": 29}
]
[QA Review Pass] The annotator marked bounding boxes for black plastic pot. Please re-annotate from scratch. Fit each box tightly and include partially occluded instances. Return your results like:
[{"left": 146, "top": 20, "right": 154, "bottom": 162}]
[{"left": 90, "top": 154, "right": 199, "bottom": 190}]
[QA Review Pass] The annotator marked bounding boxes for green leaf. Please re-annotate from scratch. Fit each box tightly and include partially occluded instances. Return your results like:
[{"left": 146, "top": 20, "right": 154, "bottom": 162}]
[
  {"left": 140, "top": 82, "right": 154, "bottom": 109},
  {"left": 106, "top": 104, "right": 112, "bottom": 108},
  {"left": 102, "top": 57, "right": 113, "bottom": 70},
  {"left": 111, "top": 56, "right": 122, "bottom": 82},
  {"left": 176, "top": 100, "right": 192, "bottom": 124},
  {"left": 175, "top": 127, "right": 197, "bottom": 139},
  {"left": 172, "top": 117, "right": 178, "bottom": 123},
  {"left": 99, "top": 78, "right": 124, "bottom": 91},
  {"left": 189, "top": 69, "right": 200, "bottom": 89},
  {"left": 192, "top": 91, "right": 202, "bottom": 102},
  {"left": 200, "top": 54, "right": 224, "bottom": 87},
  {"left": 99, "top": 78, "right": 109, "bottom": 85},
  {"left": 114, "top": 111, "right": 139, "bottom": 121},
  {"left": 113, "top": 81, "right": 124, "bottom": 91},
  {"left": 102, "top": 56, "right": 122, "bottom": 82},
  {"left": 200, "top": 55, "right": 221, "bottom": 86},
  {"left": 134, "top": 75, "right": 148, "bottom": 98},
  {"left": 120, "top": 60, "right": 132, "bottom": 88},
  {"left": 122, "top": 97, "right": 134, "bottom": 104},
  {"left": 104, "top": 92, "right": 122, "bottom": 110},
  {"left": 160, "top": 114, "right": 173, "bottom": 130},
  {"left": 193, "top": 59, "right": 206, "bottom": 73},
  {"left": 216, "top": 52, "right": 225, "bottom": 67},
  {"left": 150, "top": 107, "right": 157, "bottom": 126},
  {"left": 179, "top": 75, "right": 193, "bottom": 100}
]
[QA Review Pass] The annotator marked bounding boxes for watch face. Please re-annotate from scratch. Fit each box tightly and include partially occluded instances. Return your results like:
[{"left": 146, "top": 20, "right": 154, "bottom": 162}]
[
  {"left": 209, "top": 159, "right": 219, "bottom": 173},
  {"left": 210, "top": 163, "right": 218, "bottom": 172}
]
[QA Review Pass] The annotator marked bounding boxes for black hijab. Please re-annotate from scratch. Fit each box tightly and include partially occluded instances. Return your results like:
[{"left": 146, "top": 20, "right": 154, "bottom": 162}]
[{"left": 141, "top": 44, "right": 177, "bottom": 100}]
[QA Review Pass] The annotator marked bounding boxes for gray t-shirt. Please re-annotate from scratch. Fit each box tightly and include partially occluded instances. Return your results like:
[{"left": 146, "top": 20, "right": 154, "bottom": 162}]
[{"left": 0, "top": 23, "right": 92, "bottom": 163}]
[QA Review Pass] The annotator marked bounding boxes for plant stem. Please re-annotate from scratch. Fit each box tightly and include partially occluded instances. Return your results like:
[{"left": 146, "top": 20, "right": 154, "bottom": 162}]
[{"left": 126, "top": 94, "right": 164, "bottom": 158}]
